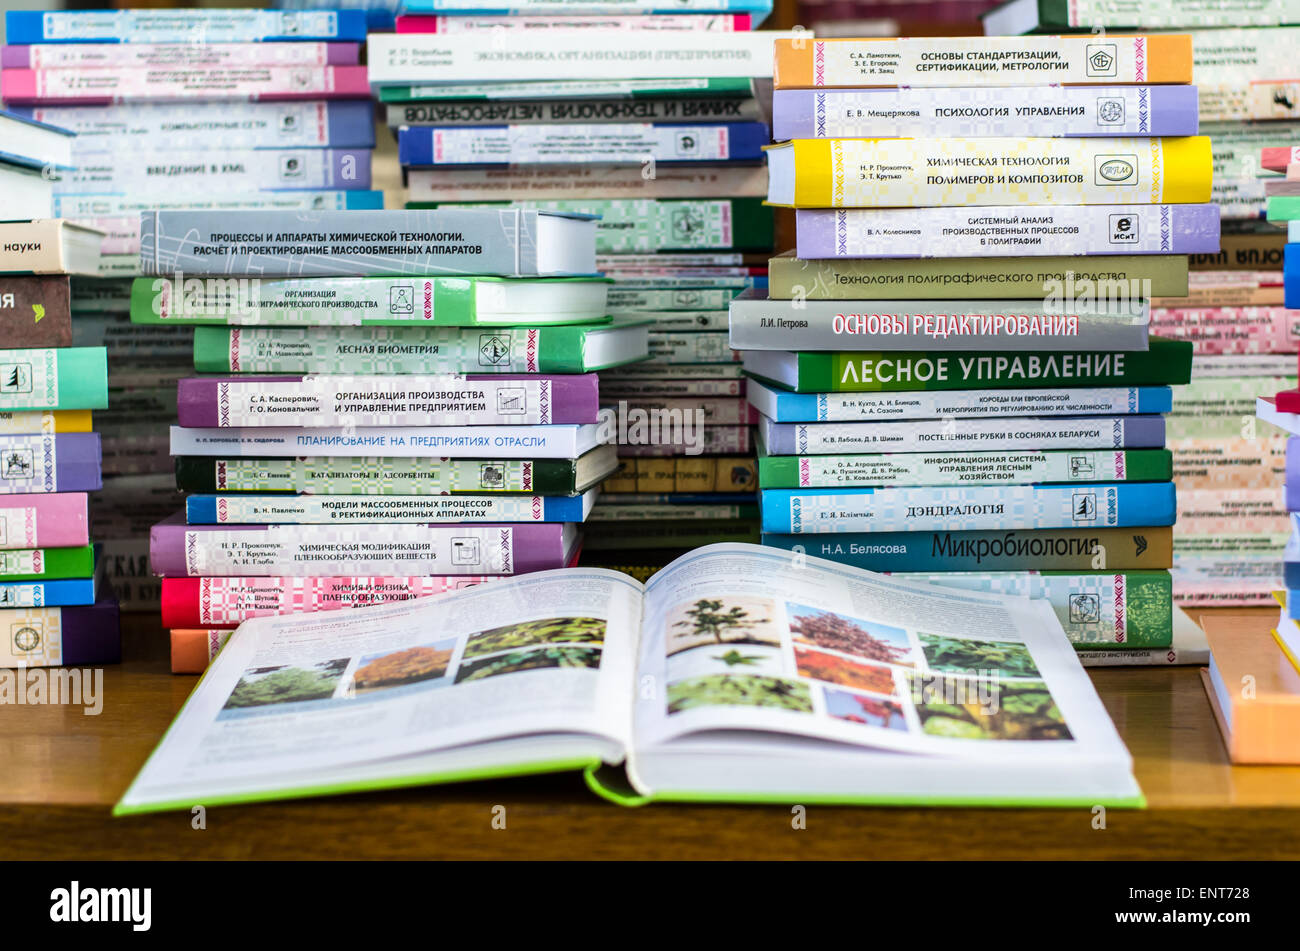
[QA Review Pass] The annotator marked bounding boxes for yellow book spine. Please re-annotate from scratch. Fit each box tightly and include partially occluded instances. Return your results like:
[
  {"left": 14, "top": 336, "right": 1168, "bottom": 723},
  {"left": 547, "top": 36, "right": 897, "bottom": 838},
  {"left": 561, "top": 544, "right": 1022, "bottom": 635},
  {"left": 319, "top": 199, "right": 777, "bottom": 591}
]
[
  {"left": 782, "top": 136, "right": 1211, "bottom": 208},
  {"left": 0, "top": 409, "right": 92, "bottom": 434}
]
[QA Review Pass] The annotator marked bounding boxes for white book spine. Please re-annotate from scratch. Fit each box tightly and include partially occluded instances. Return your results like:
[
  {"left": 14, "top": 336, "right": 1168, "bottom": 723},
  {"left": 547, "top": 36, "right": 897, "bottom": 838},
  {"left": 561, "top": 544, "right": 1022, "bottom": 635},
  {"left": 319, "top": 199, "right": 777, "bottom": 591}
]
[{"left": 168, "top": 425, "right": 591, "bottom": 459}]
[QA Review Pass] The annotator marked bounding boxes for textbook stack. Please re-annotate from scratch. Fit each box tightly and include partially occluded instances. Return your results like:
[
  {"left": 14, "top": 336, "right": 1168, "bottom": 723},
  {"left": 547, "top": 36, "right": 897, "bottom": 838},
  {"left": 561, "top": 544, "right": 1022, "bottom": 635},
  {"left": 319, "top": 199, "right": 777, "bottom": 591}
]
[
  {"left": 983, "top": 2, "right": 1300, "bottom": 606},
  {"left": 0, "top": 119, "right": 117, "bottom": 665},
  {"left": 126, "top": 207, "right": 625, "bottom": 668},
  {"left": 738, "top": 32, "right": 1217, "bottom": 661},
  {"left": 366, "top": 4, "right": 794, "bottom": 571},
  {"left": 1253, "top": 141, "right": 1300, "bottom": 621},
  {"left": 0, "top": 6, "right": 381, "bottom": 612}
]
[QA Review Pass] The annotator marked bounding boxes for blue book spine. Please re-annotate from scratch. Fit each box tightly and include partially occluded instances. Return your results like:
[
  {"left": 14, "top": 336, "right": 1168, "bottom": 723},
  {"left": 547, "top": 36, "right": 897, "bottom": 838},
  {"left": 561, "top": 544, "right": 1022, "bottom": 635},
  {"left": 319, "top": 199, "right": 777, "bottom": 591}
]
[
  {"left": 760, "top": 482, "right": 1175, "bottom": 534},
  {"left": 398, "top": 122, "right": 768, "bottom": 167},
  {"left": 5, "top": 9, "right": 368, "bottom": 43},
  {"left": 0, "top": 577, "right": 95, "bottom": 607},
  {"left": 185, "top": 493, "right": 591, "bottom": 524},
  {"left": 1286, "top": 244, "right": 1298, "bottom": 310},
  {"left": 1287, "top": 563, "right": 1300, "bottom": 589}
]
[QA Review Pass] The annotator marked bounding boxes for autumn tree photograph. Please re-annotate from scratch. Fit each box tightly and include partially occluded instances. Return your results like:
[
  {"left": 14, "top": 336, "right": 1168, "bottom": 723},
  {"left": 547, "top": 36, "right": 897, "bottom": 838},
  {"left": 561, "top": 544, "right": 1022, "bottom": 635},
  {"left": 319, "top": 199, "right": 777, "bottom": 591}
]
[{"left": 787, "top": 603, "right": 915, "bottom": 667}]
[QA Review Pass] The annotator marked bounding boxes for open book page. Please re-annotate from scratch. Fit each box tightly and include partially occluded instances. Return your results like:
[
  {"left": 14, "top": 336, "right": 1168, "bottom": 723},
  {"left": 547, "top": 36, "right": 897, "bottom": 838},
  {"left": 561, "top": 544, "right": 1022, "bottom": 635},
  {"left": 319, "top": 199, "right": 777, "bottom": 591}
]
[
  {"left": 633, "top": 544, "right": 1133, "bottom": 766},
  {"left": 119, "top": 568, "right": 643, "bottom": 812}
]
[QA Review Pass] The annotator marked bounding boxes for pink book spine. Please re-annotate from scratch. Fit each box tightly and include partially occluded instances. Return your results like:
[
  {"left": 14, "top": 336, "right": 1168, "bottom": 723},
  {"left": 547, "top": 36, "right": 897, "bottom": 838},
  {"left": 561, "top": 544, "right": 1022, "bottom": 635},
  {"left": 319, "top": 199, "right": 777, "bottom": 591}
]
[
  {"left": 2, "top": 42, "right": 359, "bottom": 69},
  {"left": 0, "top": 65, "right": 368, "bottom": 104},
  {"left": 1262, "top": 146, "right": 1300, "bottom": 173},
  {"left": 162, "top": 574, "right": 505, "bottom": 627},
  {"left": 0, "top": 493, "right": 88, "bottom": 550},
  {"left": 1149, "top": 305, "right": 1298, "bottom": 354}
]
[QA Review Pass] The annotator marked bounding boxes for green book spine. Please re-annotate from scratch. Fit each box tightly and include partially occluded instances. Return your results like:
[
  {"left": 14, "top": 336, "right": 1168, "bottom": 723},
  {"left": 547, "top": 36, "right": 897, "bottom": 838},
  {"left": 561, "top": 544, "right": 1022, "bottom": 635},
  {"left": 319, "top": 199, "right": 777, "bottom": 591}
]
[
  {"left": 0, "top": 347, "right": 107, "bottom": 411},
  {"left": 757, "top": 447, "right": 1173, "bottom": 489},
  {"left": 408, "top": 198, "right": 774, "bottom": 253},
  {"left": 129, "top": 276, "right": 606, "bottom": 327},
  {"left": 0, "top": 545, "right": 96, "bottom": 581},
  {"left": 192, "top": 322, "right": 644, "bottom": 374},
  {"left": 378, "top": 78, "right": 755, "bottom": 103},
  {"left": 1267, "top": 196, "right": 1300, "bottom": 221},
  {"left": 770, "top": 338, "right": 1193, "bottom": 392},
  {"left": 173, "top": 456, "right": 586, "bottom": 495},
  {"left": 768, "top": 253, "right": 1190, "bottom": 300}
]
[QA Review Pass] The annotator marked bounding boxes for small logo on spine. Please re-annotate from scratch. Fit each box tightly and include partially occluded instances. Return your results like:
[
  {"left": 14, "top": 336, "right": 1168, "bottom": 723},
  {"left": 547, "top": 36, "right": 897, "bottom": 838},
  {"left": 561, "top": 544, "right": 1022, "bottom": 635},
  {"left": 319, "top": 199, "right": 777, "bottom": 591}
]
[{"left": 1086, "top": 44, "right": 1117, "bottom": 76}]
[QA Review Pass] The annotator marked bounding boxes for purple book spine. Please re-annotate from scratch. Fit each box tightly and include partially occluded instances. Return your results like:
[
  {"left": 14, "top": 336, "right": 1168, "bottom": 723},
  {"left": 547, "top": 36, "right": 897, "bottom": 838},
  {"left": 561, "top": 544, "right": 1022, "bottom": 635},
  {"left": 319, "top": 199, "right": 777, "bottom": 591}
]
[
  {"left": 327, "top": 100, "right": 376, "bottom": 148},
  {"left": 0, "top": 43, "right": 359, "bottom": 67},
  {"left": 1289, "top": 437, "right": 1300, "bottom": 512},
  {"left": 149, "top": 515, "right": 573, "bottom": 577},
  {"left": 59, "top": 598, "right": 122, "bottom": 666},
  {"left": 324, "top": 149, "right": 371, "bottom": 190},
  {"left": 176, "top": 374, "right": 600, "bottom": 426},
  {"left": 54, "top": 433, "right": 102, "bottom": 492}
]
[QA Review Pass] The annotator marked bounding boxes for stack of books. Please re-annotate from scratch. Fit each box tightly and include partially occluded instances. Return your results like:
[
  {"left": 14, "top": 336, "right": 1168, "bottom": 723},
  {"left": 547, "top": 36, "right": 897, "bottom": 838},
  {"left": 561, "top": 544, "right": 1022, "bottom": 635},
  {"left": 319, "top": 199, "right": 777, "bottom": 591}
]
[
  {"left": 0, "top": 112, "right": 116, "bottom": 666},
  {"left": 738, "top": 33, "right": 1215, "bottom": 660},
  {"left": 983, "top": 0, "right": 1300, "bottom": 607},
  {"left": 126, "top": 207, "right": 625, "bottom": 673},
  {"left": 0, "top": 7, "right": 380, "bottom": 614},
  {"left": 367, "top": 6, "right": 795, "bottom": 576}
]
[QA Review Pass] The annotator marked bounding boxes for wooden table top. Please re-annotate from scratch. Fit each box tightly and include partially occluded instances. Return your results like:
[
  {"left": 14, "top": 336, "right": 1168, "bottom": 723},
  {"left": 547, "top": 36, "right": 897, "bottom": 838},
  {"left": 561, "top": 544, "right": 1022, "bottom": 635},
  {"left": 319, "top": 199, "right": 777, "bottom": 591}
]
[{"left": 3, "top": 607, "right": 1299, "bottom": 860}]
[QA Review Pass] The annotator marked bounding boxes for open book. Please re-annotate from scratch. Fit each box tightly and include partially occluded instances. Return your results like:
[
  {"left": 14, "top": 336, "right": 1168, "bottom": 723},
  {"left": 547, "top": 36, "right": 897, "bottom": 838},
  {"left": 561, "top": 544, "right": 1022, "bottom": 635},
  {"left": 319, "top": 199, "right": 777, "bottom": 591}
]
[{"left": 116, "top": 544, "right": 1142, "bottom": 813}]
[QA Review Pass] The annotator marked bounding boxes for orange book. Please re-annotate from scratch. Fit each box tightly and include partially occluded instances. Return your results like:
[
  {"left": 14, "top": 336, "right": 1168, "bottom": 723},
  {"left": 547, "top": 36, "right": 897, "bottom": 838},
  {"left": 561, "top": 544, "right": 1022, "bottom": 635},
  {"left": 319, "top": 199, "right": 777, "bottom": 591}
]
[
  {"left": 773, "top": 35, "right": 1192, "bottom": 89},
  {"left": 1201, "top": 614, "right": 1300, "bottom": 764},
  {"left": 170, "top": 628, "right": 233, "bottom": 674}
]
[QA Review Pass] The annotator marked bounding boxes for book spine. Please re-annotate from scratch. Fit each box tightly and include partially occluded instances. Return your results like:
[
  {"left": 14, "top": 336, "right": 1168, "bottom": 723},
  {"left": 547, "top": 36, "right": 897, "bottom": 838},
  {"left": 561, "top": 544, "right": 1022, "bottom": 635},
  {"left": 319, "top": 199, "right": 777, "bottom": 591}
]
[
  {"left": 431, "top": 198, "right": 772, "bottom": 253},
  {"left": 20, "top": 100, "right": 375, "bottom": 150},
  {"left": 782, "top": 136, "right": 1211, "bottom": 208},
  {"left": 174, "top": 455, "right": 583, "bottom": 495},
  {"left": 54, "top": 148, "right": 372, "bottom": 193},
  {"left": 0, "top": 275, "right": 71, "bottom": 347},
  {"left": 1200, "top": 237, "right": 1289, "bottom": 279},
  {"left": 791, "top": 205, "right": 1220, "bottom": 260},
  {"left": 762, "top": 526, "right": 1174, "bottom": 571},
  {"left": 0, "top": 544, "right": 96, "bottom": 581},
  {"left": 176, "top": 374, "right": 600, "bottom": 428},
  {"left": 608, "top": 286, "right": 750, "bottom": 311},
  {"left": 753, "top": 385, "right": 1171, "bottom": 423},
  {"left": 4, "top": 42, "right": 360, "bottom": 69},
  {"left": 72, "top": 314, "right": 192, "bottom": 360},
  {"left": 1190, "top": 27, "right": 1300, "bottom": 87},
  {"left": 407, "top": 164, "right": 768, "bottom": 202},
  {"left": 615, "top": 424, "right": 750, "bottom": 456},
  {"left": 195, "top": 325, "right": 602, "bottom": 374},
  {"left": 366, "top": 31, "right": 790, "bottom": 84},
  {"left": 1020, "top": 0, "right": 1292, "bottom": 28},
  {"left": 397, "top": 13, "right": 753, "bottom": 32},
  {"left": 1149, "top": 305, "right": 1298, "bottom": 353},
  {"left": 399, "top": 122, "right": 767, "bottom": 166},
  {"left": 400, "top": 0, "right": 768, "bottom": 11},
  {"left": 162, "top": 574, "right": 504, "bottom": 628},
  {"left": 168, "top": 424, "right": 588, "bottom": 459},
  {"left": 150, "top": 522, "right": 574, "bottom": 577},
  {"left": 1289, "top": 245, "right": 1300, "bottom": 310},
  {"left": 761, "top": 448, "right": 1171, "bottom": 489},
  {"left": 1171, "top": 436, "right": 1286, "bottom": 490},
  {"left": 0, "top": 347, "right": 107, "bottom": 411},
  {"left": 170, "top": 628, "right": 231, "bottom": 673},
  {"left": 54, "top": 189, "right": 382, "bottom": 220},
  {"left": 0, "top": 598, "right": 119, "bottom": 668},
  {"left": 761, "top": 482, "right": 1175, "bottom": 534},
  {"left": 0, "top": 576, "right": 95, "bottom": 608},
  {"left": 603, "top": 455, "right": 757, "bottom": 493},
  {"left": 647, "top": 331, "right": 740, "bottom": 365},
  {"left": 1263, "top": 146, "right": 1300, "bottom": 173},
  {"left": 901, "top": 569, "right": 1173, "bottom": 647},
  {"left": 773, "top": 85, "right": 1199, "bottom": 139},
  {"left": 1170, "top": 377, "right": 1293, "bottom": 439},
  {"left": 0, "top": 432, "right": 100, "bottom": 493},
  {"left": 185, "top": 493, "right": 590, "bottom": 525},
  {"left": 0, "top": 492, "right": 89, "bottom": 549},
  {"left": 138, "top": 209, "right": 572, "bottom": 278},
  {"left": 4, "top": 10, "right": 367, "bottom": 43},
  {"left": 769, "top": 255, "right": 1187, "bottom": 300},
  {"left": 773, "top": 35, "right": 1193, "bottom": 88},
  {"left": 761, "top": 415, "right": 1166, "bottom": 454},
  {"left": 630, "top": 395, "right": 754, "bottom": 425},
  {"left": 601, "top": 378, "right": 744, "bottom": 397},
  {"left": 0, "top": 410, "right": 91, "bottom": 434},
  {"left": 728, "top": 298, "right": 1150, "bottom": 352},
  {"left": 589, "top": 503, "right": 755, "bottom": 520},
  {"left": 0, "top": 221, "right": 71, "bottom": 273},
  {"left": 380, "top": 76, "right": 757, "bottom": 103},
  {"left": 0, "top": 66, "right": 371, "bottom": 105},
  {"left": 393, "top": 96, "right": 763, "bottom": 127},
  {"left": 755, "top": 341, "right": 1194, "bottom": 392}
]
